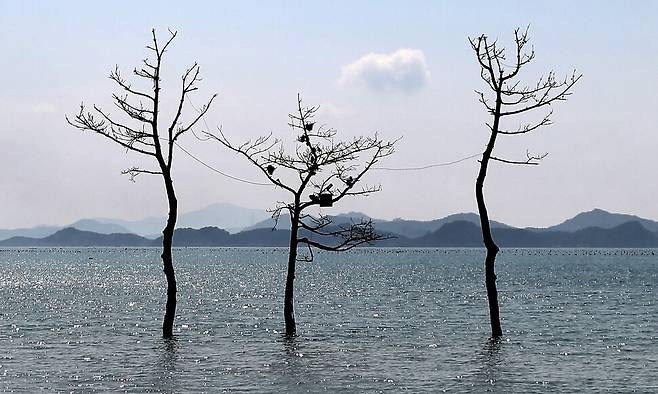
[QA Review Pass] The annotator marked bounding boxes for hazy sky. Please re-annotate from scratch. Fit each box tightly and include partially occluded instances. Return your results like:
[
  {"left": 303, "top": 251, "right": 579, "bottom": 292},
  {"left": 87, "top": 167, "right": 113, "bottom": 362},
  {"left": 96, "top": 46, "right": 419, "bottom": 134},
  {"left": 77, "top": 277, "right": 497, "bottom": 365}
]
[{"left": 2, "top": 1, "right": 657, "bottom": 229}]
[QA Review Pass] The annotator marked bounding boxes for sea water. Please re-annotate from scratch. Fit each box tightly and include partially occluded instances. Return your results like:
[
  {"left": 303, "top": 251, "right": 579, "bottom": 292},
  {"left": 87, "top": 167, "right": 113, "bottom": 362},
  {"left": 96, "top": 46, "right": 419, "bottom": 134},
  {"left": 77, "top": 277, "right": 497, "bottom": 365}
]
[{"left": 0, "top": 247, "right": 656, "bottom": 392}]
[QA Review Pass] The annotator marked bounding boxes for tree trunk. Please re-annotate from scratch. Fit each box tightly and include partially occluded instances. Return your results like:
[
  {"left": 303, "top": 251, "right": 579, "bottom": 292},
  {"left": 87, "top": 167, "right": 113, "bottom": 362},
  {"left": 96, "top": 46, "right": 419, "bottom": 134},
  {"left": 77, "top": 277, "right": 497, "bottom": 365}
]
[
  {"left": 483, "top": 246, "right": 501, "bottom": 336},
  {"left": 284, "top": 209, "right": 299, "bottom": 336},
  {"left": 161, "top": 174, "right": 178, "bottom": 338},
  {"left": 475, "top": 93, "right": 503, "bottom": 338}
]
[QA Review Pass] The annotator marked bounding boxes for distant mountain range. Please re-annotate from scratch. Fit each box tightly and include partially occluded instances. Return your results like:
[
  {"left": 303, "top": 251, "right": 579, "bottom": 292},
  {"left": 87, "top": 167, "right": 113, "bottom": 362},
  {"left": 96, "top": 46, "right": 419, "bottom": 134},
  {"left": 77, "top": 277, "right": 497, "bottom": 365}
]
[
  {"left": 408, "top": 220, "right": 658, "bottom": 248},
  {"left": 0, "top": 203, "right": 270, "bottom": 240},
  {"left": 543, "top": 208, "right": 658, "bottom": 233},
  {"left": 243, "top": 211, "right": 510, "bottom": 239},
  {"left": 95, "top": 202, "right": 270, "bottom": 235},
  {"left": 2, "top": 207, "right": 658, "bottom": 248}
]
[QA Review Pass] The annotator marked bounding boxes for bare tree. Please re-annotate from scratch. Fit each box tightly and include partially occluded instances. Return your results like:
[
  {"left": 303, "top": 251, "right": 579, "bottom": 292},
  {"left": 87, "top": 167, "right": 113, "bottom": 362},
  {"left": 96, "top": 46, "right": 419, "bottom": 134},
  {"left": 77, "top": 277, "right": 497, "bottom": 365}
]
[
  {"left": 469, "top": 27, "right": 581, "bottom": 337},
  {"left": 207, "top": 95, "right": 395, "bottom": 335},
  {"left": 66, "top": 29, "right": 217, "bottom": 338}
]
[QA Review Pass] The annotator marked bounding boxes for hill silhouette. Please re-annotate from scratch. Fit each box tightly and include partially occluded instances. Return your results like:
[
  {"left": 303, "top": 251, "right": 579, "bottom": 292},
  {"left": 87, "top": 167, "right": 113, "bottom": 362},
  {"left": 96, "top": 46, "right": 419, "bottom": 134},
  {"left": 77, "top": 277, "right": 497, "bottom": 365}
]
[
  {"left": 244, "top": 211, "right": 511, "bottom": 239},
  {"left": 2, "top": 219, "right": 657, "bottom": 248},
  {"left": 411, "top": 220, "right": 658, "bottom": 248},
  {"left": 4, "top": 207, "right": 658, "bottom": 243},
  {"left": 546, "top": 208, "right": 658, "bottom": 233},
  {"left": 0, "top": 228, "right": 152, "bottom": 247}
]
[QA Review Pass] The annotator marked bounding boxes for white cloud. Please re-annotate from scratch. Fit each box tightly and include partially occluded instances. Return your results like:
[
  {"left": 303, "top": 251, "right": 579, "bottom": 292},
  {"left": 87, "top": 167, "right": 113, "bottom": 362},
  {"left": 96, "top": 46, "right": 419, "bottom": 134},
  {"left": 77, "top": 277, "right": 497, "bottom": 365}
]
[
  {"left": 318, "top": 101, "right": 350, "bottom": 118},
  {"left": 339, "top": 49, "right": 431, "bottom": 93}
]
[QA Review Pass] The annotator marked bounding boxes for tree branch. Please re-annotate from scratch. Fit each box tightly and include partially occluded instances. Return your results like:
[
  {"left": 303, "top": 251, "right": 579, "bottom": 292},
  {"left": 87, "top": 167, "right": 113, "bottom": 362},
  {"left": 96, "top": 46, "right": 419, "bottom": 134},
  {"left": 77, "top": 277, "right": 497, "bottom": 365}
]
[
  {"left": 297, "top": 218, "right": 391, "bottom": 252},
  {"left": 500, "top": 73, "right": 582, "bottom": 117},
  {"left": 121, "top": 166, "right": 163, "bottom": 182},
  {"left": 498, "top": 111, "right": 553, "bottom": 135},
  {"left": 490, "top": 150, "right": 547, "bottom": 165},
  {"left": 204, "top": 128, "right": 297, "bottom": 194},
  {"left": 66, "top": 104, "right": 157, "bottom": 157}
]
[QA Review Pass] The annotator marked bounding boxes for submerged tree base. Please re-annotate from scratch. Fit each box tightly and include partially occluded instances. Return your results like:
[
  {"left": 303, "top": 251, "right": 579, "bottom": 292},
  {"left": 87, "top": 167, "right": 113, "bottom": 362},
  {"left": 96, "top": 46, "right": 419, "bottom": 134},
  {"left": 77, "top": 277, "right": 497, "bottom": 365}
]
[{"left": 485, "top": 247, "right": 502, "bottom": 337}]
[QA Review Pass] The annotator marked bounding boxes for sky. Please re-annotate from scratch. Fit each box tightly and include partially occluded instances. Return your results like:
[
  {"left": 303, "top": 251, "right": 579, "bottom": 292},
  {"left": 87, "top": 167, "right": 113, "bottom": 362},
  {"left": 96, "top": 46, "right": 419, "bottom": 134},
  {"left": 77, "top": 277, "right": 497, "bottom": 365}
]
[{"left": 1, "top": 1, "right": 658, "bottom": 229}]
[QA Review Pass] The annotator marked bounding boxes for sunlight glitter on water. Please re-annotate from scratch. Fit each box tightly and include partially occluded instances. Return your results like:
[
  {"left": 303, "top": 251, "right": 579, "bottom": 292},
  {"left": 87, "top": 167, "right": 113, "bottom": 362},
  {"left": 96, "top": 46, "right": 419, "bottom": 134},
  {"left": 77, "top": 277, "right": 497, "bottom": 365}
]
[{"left": 0, "top": 247, "right": 656, "bottom": 392}]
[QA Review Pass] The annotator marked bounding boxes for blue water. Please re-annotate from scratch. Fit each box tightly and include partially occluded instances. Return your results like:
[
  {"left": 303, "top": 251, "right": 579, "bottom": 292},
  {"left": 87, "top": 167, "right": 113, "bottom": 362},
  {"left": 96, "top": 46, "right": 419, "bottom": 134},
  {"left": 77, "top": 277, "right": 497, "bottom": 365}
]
[{"left": 1, "top": 247, "right": 656, "bottom": 392}]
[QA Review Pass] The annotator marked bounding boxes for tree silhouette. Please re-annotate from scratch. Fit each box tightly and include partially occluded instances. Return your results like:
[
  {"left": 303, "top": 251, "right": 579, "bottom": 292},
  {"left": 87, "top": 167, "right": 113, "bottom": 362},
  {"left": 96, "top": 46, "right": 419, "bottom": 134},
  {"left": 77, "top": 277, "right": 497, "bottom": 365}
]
[
  {"left": 66, "top": 29, "right": 216, "bottom": 338},
  {"left": 469, "top": 27, "right": 581, "bottom": 337},
  {"left": 207, "top": 95, "right": 395, "bottom": 335}
]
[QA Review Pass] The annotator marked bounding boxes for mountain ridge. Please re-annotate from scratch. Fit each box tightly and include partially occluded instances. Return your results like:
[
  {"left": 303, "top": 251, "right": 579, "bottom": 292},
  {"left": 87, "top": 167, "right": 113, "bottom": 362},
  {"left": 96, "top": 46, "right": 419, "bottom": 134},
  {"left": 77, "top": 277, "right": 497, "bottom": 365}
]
[
  {"left": 0, "top": 203, "right": 270, "bottom": 240},
  {"left": 2, "top": 219, "right": 657, "bottom": 248},
  {"left": 3, "top": 206, "right": 658, "bottom": 245},
  {"left": 545, "top": 208, "right": 658, "bottom": 233}
]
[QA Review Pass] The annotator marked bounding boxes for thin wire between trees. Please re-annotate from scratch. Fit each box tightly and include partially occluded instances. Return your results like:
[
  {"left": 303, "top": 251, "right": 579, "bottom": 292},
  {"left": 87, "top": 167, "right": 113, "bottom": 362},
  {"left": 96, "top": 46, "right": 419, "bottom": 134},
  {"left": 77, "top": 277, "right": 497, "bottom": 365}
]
[
  {"left": 173, "top": 141, "right": 272, "bottom": 186},
  {"left": 373, "top": 152, "right": 481, "bottom": 171},
  {"left": 182, "top": 95, "right": 483, "bottom": 181}
]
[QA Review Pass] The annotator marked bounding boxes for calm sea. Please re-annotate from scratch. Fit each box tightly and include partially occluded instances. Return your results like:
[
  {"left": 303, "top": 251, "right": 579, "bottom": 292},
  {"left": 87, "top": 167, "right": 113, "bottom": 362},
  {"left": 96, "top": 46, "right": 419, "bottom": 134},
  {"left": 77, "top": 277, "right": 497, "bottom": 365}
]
[{"left": 0, "top": 247, "right": 656, "bottom": 392}]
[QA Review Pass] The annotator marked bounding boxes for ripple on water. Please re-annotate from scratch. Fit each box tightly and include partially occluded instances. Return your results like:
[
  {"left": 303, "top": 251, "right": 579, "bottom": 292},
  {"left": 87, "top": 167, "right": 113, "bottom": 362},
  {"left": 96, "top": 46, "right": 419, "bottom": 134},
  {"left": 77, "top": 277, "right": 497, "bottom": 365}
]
[{"left": 0, "top": 247, "right": 656, "bottom": 392}]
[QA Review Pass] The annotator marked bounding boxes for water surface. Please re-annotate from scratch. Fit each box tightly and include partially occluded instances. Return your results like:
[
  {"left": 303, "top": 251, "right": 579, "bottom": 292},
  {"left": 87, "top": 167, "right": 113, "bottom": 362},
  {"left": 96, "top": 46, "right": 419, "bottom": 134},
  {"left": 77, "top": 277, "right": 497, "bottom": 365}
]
[{"left": 1, "top": 247, "right": 656, "bottom": 392}]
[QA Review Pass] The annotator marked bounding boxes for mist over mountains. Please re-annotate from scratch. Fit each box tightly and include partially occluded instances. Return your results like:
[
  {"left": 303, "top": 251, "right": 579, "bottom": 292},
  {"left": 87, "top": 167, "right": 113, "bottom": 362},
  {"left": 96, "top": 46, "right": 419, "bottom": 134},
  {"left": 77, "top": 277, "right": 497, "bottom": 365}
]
[
  {"left": 243, "top": 211, "right": 511, "bottom": 239},
  {"left": 2, "top": 204, "right": 658, "bottom": 248},
  {"left": 0, "top": 203, "right": 269, "bottom": 240}
]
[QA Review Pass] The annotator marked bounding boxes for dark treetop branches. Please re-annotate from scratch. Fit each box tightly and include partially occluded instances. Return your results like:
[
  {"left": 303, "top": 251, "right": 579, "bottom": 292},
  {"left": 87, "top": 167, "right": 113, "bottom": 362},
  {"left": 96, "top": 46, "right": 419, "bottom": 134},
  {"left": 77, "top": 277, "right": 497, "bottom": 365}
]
[
  {"left": 66, "top": 29, "right": 217, "bottom": 180},
  {"left": 206, "top": 94, "right": 396, "bottom": 259},
  {"left": 469, "top": 26, "right": 582, "bottom": 165}
]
